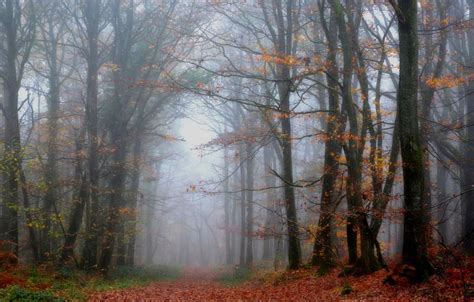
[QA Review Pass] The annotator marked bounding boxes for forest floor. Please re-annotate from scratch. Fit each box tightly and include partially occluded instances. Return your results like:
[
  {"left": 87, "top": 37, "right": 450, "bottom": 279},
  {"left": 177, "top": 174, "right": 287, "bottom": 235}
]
[
  {"left": 90, "top": 263, "right": 473, "bottom": 301},
  {"left": 0, "top": 257, "right": 471, "bottom": 301}
]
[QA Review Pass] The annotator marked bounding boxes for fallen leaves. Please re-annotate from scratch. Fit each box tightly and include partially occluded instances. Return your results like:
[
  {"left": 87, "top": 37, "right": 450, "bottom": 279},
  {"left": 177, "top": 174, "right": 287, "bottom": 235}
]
[
  {"left": 89, "top": 263, "right": 473, "bottom": 301},
  {"left": 0, "top": 272, "right": 26, "bottom": 289}
]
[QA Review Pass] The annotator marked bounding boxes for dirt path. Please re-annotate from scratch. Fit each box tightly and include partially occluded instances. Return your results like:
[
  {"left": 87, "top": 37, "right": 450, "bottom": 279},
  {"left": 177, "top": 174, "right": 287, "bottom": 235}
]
[
  {"left": 88, "top": 267, "right": 337, "bottom": 302},
  {"left": 88, "top": 267, "right": 470, "bottom": 301}
]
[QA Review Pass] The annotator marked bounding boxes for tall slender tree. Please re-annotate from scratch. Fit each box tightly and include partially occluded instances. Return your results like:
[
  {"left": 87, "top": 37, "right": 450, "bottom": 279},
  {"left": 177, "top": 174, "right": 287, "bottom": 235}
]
[
  {"left": 390, "top": 0, "right": 434, "bottom": 281},
  {"left": 0, "top": 0, "right": 38, "bottom": 260}
]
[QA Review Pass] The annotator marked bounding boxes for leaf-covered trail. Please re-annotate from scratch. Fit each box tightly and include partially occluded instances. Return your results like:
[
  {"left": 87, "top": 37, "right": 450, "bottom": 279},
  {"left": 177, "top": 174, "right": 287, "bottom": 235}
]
[
  {"left": 89, "top": 267, "right": 340, "bottom": 301},
  {"left": 89, "top": 266, "right": 471, "bottom": 301}
]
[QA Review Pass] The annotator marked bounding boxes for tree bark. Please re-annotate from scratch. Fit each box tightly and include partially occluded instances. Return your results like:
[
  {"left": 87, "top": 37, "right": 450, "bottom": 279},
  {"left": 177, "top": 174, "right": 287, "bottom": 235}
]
[
  {"left": 125, "top": 128, "right": 144, "bottom": 267},
  {"left": 61, "top": 128, "right": 88, "bottom": 265},
  {"left": 239, "top": 148, "right": 246, "bottom": 267},
  {"left": 262, "top": 144, "right": 276, "bottom": 261},
  {"left": 223, "top": 146, "right": 233, "bottom": 265},
  {"left": 436, "top": 158, "right": 449, "bottom": 242},
  {"left": 98, "top": 139, "right": 127, "bottom": 272},
  {"left": 145, "top": 197, "right": 155, "bottom": 265},
  {"left": 245, "top": 142, "right": 254, "bottom": 267},
  {"left": 98, "top": 0, "right": 134, "bottom": 272},
  {"left": 259, "top": 0, "right": 301, "bottom": 269},
  {"left": 419, "top": 2, "right": 448, "bottom": 229},
  {"left": 463, "top": 0, "right": 474, "bottom": 255},
  {"left": 81, "top": 0, "right": 102, "bottom": 270},
  {"left": 41, "top": 15, "right": 62, "bottom": 262},
  {"left": 312, "top": 5, "right": 341, "bottom": 271},
  {"left": 329, "top": 0, "right": 380, "bottom": 273},
  {"left": 395, "top": 0, "right": 434, "bottom": 281},
  {"left": 0, "top": 0, "right": 38, "bottom": 260}
]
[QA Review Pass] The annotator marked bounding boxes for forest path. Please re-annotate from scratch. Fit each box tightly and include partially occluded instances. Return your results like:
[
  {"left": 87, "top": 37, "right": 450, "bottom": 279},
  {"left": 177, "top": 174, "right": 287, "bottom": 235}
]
[
  {"left": 88, "top": 266, "right": 469, "bottom": 301},
  {"left": 88, "top": 267, "right": 339, "bottom": 301}
]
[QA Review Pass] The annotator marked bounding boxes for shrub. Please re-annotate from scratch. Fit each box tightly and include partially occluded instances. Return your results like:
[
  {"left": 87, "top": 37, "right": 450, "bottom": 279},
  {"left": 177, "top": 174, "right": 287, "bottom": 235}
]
[
  {"left": 218, "top": 266, "right": 252, "bottom": 286},
  {"left": 108, "top": 265, "right": 181, "bottom": 282},
  {"left": 340, "top": 282, "right": 353, "bottom": 296},
  {"left": 3, "top": 286, "right": 63, "bottom": 301}
]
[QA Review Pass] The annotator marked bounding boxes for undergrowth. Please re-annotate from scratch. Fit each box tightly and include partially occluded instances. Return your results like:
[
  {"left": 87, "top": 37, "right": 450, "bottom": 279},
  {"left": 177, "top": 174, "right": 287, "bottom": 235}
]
[
  {"left": 217, "top": 266, "right": 253, "bottom": 287},
  {"left": 0, "top": 265, "right": 181, "bottom": 301}
]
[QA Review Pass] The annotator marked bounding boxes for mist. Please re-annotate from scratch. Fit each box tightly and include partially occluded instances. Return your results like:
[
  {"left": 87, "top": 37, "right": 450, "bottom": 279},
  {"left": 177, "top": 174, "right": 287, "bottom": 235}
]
[{"left": 0, "top": 0, "right": 472, "bottom": 300}]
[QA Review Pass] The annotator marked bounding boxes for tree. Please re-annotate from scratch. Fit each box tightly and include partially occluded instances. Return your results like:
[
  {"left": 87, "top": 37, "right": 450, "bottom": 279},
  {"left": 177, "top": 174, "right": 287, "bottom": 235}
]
[
  {"left": 244, "top": 119, "right": 255, "bottom": 267},
  {"left": 0, "top": 0, "right": 39, "bottom": 260},
  {"left": 463, "top": 0, "right": 474, "bottom": 255},
  {"left": 390, "top": 0, "right": 434, "bottom": 281},
  {"left": 97, "top": 0, "right": 135, "bottom": 273},
  {"left": 311, "top": 2, "right": 343, "bottom": 271},
  {"left": 72, "top": 0, "right": 108, "bottom": 270},
  {"left": 33, "top": 0, "right": 71, "bottom": 261},
  {"left": 321, "top": 0, "right": 383, "bottom": 273},
  {"left": 258, "top": 0, "right": 302, "bottom": 270}
]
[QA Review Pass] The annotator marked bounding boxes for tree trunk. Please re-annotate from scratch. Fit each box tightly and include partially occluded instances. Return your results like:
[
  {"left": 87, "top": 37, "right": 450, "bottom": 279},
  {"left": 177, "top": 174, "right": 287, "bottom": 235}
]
[
  {"left": 239, "top": 148, "right": 246, "bottom": 266},
  {"left": 230, "top": 188, "right": 237, "bottom": 263},
  {"left": 395, "top": 0, "right": 434, "bottom": 281},
  {"left": 125, "top": 130, "right": 144, "bottom": 267},
  {"left": 262, "top": 144, "right": 276, "bottom": 261},
  {"left": 463, "top": 0, "right": 474, "bottom": 255},
  {"left": 245, "top": 142, "right": 254, "bottom": 267},
  {"left": 98, "top": 136, "right": 127, "bottom": 273},
  {"left": 280, "top": 108, "right": 301, "bottom": 270},
  {"left": 437, "top": 159, "right": 449, "bottom": 242},
  {"left": 258, "top": 0, "right": 301, "bottom": 270},
  {"left": 312, "top": 7, "right": 341, "bottom": 271},
  {"left": 145, "top": 201, "right": 155, "bottom": 265},
  {"left": 329, "top": 0, "right": 380, "bottom": 273},
  {"left": 81, "top": 0, "right": 102, "bottom": 270},
  {"left": 346, "top": 210, "right": 358, "bottom": 265},
  {"left": 223, "top": 146, "right": 232, "bottom": 265},
  {"left": 61, "top": 129, "right": 88, "bottom": 265},
  {"left": 419, "top": 3, "right": 448, "bottom": 236},
  {"left": 41, "top": 18, "right": 61, "bottom": 261},
  {"left": 274, "top": 189, "right": 285, "bottom": 271},
  {"left": 2, "top": 77, "right": 20, "bottom": 257},
  {"left": 0, "top": 0, "right": 37, "bottom": 260}
]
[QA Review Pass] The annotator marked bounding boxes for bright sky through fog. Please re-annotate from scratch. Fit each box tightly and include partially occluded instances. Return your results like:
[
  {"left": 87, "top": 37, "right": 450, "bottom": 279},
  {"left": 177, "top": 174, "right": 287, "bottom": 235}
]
[
  {"left": 177, "top": 116, "right": 218, "bottom": 185},
  {"left": 179, "top": 117, "right": 214, "bottom": 151}
]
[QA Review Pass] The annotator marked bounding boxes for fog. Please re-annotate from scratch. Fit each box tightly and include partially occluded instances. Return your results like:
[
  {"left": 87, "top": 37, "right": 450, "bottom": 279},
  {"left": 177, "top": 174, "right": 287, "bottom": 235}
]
[{"left": 0, "top": 0, "right": 471, "bottom": 285}]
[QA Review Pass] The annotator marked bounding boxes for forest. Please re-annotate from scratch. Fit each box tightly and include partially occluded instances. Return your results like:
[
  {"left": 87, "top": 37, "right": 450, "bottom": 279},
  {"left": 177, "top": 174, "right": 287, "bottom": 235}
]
[{"left": 0, "top": 0, "right": 472, "bottom": 300}]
